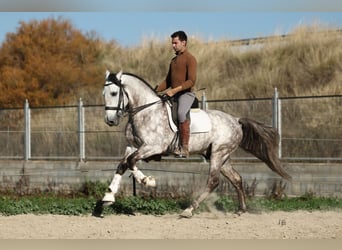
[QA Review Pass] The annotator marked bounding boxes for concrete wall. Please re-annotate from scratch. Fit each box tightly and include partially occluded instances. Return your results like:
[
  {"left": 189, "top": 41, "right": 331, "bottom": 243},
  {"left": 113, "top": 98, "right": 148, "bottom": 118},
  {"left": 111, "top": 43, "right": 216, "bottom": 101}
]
[{"left": 0, "top": 160, "right": 341, "bottom": 197}]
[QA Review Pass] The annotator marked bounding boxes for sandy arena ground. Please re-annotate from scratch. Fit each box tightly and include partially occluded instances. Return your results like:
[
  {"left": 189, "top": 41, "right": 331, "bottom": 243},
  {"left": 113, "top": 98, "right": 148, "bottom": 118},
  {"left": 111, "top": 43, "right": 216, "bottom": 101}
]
[{"left": 0, "top": 210, "right": 341, "bottom": 239}]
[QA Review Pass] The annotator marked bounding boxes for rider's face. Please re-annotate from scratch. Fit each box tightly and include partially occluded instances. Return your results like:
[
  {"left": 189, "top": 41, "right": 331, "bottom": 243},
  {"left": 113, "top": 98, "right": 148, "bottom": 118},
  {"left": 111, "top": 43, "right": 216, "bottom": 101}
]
[{"left": 172, "top": 37, "right": 186, "bottom": 54}]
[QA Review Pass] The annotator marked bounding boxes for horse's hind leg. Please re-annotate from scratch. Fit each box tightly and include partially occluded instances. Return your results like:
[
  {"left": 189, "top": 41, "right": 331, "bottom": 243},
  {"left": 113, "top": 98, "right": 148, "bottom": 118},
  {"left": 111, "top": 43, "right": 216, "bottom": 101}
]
[
  {"left": 220, "top": 160, "right": 247, "bottom": 213},
  {"left": 180, "top": 153, "right": 222, "bottom": 218}
]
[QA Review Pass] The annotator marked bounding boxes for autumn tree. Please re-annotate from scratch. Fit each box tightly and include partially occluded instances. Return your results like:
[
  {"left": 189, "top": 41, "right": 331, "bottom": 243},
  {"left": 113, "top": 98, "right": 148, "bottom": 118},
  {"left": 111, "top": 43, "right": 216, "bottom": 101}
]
[{"left": 0, "top": 17, "right": 105, "bottom": 107}]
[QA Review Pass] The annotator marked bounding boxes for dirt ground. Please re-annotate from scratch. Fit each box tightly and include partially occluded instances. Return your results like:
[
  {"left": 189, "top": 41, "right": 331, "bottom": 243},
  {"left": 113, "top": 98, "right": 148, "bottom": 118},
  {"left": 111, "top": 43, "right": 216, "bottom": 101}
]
[{"left": 0, "top": 210, "right": 341, "bottom": 239}]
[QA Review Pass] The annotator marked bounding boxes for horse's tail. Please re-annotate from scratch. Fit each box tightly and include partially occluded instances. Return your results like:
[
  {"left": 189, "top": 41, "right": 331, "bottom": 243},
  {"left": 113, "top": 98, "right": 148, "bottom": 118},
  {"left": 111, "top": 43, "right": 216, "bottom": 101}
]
[{"left": 238, "top": 117, "right": 292, "bottom": 181}]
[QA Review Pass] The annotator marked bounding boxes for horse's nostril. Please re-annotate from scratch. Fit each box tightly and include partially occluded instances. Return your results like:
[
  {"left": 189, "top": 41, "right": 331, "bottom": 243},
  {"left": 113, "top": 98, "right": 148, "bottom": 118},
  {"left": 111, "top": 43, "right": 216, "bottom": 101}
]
[
  {"left": 105, "top": 116, "right": 119, "bottom": 126},
  {"left": 105, "top": 117, "right": 113, "bottom": 125}
]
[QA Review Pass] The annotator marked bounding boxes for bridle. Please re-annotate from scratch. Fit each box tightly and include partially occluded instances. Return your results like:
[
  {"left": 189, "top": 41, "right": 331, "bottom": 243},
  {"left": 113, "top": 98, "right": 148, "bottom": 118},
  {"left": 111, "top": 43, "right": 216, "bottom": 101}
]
[
  {"left": 104, "top": 77, "right": 127, "bottom": 118},
  {"left": 104, "top": 75, "right": 165, "bottom": 118}
]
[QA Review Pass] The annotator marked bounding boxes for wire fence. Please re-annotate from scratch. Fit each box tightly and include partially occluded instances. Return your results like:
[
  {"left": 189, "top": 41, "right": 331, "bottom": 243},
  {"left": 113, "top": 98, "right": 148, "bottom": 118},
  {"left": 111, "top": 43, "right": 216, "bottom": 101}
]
[{"left": 1, "top": 91, "right": 341, "bottom": 161}]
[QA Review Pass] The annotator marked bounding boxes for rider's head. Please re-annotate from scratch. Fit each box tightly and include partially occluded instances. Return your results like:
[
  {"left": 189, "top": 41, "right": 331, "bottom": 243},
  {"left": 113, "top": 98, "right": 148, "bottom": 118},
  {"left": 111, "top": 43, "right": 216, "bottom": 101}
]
[
  {"left": 171, "top": 31, "right": 188, "bottom": 43},
  {"left": 171, "top": 31, "right": 188, "bottom": 54}
]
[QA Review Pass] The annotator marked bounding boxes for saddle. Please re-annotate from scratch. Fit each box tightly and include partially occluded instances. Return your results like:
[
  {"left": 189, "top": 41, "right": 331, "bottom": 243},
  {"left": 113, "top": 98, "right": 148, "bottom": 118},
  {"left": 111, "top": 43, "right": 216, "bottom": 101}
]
[{"left": 166, "top": 98, "right": 211, "bottom": 134}]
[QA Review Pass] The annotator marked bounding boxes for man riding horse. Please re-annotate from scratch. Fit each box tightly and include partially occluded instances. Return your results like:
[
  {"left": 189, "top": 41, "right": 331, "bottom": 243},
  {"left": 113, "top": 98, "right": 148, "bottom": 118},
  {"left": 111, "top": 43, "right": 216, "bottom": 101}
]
[{"left": 100, "top": 31, "right": 291, "bottom": 218}]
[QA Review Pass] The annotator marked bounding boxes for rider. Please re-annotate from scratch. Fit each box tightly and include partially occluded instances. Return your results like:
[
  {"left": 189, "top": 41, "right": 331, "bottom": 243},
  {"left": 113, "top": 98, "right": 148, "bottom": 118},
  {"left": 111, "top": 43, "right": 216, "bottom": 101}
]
[{"left": 155, "top": 30, "right": 197, "bottom": 158}]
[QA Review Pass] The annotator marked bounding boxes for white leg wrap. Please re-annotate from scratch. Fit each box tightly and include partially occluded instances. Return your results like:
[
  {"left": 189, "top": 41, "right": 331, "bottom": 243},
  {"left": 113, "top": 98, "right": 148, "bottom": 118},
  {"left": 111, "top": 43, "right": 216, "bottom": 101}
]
[
  {"left": 102, "top": 192, "right": 115, "bottom": 203},
  {"left": 130, "top": 167, "right": 156, "bottom": 187},
  {"left": 102, "top": 174, "right": 122, "bottom": 204},
  {"left": 180, "top": 207, "right": 194, "bottom": 218},
  {"left": 130, "top": 167, "right": 146, "bottom": 183},
  {"left": 109, "top": 174, "right": 122, "bottom": 193}
]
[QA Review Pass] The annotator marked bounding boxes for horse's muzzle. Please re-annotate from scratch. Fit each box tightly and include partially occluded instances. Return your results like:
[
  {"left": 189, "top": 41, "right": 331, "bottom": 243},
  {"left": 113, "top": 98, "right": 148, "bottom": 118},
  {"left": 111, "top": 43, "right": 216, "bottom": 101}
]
[{"left": 105, "top": 116, "right": 120, "bottom": 126}]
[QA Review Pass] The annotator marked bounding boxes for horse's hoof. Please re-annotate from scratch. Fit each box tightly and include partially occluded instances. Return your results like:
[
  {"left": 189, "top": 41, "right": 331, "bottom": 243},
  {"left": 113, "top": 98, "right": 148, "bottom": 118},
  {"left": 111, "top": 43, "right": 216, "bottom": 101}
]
[
  {"left": 102, "top": 192, "right": 115, "bottom": 203},
  {"left": 179, "top": 208, "right": 193, "bottom": 218},
  {"left": 92, "top": 212, "right": 105, "bottom": 218},
  {"left": 143, "top": 176, "right": 156, "bottom": 187},
  {"left": 92, "top": 200, "right": 105, "bottom": 218},
  {"left": 235, "top": 209, "right": 246, "bottom": 216}
]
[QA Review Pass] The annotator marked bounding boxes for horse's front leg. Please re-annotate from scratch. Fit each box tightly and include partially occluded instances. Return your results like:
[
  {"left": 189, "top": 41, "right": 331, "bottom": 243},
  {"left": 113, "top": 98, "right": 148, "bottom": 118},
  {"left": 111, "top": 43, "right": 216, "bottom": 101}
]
[
  {"left": 126, "top": 150, "right": 158, "bottom": 188},
  {"left": 102, "top": 146, "right": 136, "bottom": 205},
  {"left": 126, "top": 144, "right": 165, "bottom": 187}
]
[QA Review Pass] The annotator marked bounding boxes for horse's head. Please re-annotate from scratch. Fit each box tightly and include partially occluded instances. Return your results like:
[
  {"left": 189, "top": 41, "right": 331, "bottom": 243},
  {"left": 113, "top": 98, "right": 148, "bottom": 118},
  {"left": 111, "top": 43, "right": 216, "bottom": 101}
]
[{"left": 103, "top": 70, "right": 128, "bottom": 126}]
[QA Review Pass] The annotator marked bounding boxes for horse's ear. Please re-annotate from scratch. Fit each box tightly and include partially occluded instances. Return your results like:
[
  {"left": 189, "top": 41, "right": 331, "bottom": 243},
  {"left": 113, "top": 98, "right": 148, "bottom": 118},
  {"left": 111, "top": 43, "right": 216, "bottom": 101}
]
[
  {"left": 117, "top": 70, "right": 123, "bottom": 80},
  {"left": 105, "top": 70, "right": 110, "bottom": 79}
]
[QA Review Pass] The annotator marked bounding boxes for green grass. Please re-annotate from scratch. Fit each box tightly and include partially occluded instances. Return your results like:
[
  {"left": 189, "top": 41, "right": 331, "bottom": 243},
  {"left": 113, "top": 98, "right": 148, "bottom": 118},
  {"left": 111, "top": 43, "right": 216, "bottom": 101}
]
[
  {"left": 0, "top": 194, "right": 341, "bottom": 216},
  {"left": 0, "top": 195, "right": 97, "bottom": 216},
  {"left": 215, "top": 195, "right": 342, "bottom": 213}
]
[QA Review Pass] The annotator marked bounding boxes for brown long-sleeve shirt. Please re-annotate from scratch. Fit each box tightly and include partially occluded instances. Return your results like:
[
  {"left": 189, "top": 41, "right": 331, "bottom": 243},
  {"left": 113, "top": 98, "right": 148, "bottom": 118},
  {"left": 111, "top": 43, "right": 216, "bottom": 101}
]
[{"left": 158, "top": 49, "right": 197, "bottom": 93}]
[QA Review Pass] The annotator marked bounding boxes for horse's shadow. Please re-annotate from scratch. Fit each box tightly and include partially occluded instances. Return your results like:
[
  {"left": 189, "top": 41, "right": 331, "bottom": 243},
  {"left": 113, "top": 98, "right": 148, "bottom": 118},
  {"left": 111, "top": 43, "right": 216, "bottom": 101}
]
[
  {"left": 92, "top": 199, "right": 136, "bottom": 218},
  {"left": 92, "top": 200, "right": 105, "bottom": 218}
]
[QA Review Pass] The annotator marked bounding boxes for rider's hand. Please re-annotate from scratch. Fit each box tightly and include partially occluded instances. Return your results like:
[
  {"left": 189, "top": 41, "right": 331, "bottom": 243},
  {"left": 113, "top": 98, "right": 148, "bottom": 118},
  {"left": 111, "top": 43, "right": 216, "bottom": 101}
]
[
  {"left": 160, "top": 94, "right": 170, "bottom": 102},
  {"left": 166, "top": 88, "right": 178, "bottom": 97},
  {"left": 166, "top": 86, "right": 183, "bottom": 97}
]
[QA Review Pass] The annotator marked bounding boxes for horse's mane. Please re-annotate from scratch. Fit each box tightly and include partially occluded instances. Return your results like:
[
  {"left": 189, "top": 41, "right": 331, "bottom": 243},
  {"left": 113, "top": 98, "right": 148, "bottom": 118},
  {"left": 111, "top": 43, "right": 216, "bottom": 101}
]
[{"left": 123, "top": 72, "right": 157, "bottom": 94}]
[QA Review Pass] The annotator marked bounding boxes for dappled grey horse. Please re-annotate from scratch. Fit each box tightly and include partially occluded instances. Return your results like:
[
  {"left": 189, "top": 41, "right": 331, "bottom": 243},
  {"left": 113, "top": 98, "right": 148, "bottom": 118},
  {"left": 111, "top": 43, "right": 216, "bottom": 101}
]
[{"left": 100, "top": 70, "right": 291, "bottom": 218}]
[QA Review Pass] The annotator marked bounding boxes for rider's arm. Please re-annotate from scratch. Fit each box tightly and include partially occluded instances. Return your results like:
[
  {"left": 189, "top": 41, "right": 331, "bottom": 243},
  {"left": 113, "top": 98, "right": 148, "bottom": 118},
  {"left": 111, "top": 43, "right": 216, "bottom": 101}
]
[{"left": 155, "top": 80, "right": 167, "bottom": 92}]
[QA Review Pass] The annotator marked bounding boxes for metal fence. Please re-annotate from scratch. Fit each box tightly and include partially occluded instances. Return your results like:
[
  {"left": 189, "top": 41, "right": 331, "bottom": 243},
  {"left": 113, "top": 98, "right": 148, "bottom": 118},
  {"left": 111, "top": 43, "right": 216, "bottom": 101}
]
[{"left": 1, "top": 90, "right": 341, "bottom": 161}]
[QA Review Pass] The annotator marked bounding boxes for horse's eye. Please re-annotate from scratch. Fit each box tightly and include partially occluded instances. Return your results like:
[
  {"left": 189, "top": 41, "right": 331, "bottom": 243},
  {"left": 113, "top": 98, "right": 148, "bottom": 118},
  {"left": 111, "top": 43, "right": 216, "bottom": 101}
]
[{"left": 111, "top": 92, "right": 118, "bottom": 97}]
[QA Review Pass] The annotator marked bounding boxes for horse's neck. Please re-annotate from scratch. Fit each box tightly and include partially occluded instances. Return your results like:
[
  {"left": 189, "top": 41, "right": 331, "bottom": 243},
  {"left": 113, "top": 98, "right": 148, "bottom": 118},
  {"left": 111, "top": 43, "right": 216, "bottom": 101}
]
[
  {"left": 127, "top": 88, "right": 159, "bottom": 109},
  {"left": 123, "top": 76, "right": 159, "bottom": 107},
  {"left": 124, "top": 80, "right": 169, "bottom": 139}
]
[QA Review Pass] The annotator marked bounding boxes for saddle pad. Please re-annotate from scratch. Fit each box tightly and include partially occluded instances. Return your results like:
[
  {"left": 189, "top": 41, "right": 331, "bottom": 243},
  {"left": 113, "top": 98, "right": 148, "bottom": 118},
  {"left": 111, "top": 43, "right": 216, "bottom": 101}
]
[
  {"left": 190, "top": 108, "right": 212, "bottom": 133},
  {"left": 166, "top": 105, "right": 211, "bottom": 133}
]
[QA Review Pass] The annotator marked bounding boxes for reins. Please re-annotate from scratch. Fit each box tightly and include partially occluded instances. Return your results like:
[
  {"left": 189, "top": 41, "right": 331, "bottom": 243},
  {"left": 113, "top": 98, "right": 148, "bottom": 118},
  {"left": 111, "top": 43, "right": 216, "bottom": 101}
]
[{"left": 127, "top": 99, "right": 164, "bottom": 117}]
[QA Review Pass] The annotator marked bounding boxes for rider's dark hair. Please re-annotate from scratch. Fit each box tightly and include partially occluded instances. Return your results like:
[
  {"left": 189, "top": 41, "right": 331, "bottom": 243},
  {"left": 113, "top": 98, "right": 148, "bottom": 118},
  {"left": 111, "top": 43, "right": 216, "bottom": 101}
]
[{"left": 171, "top": 31, "right": 188, "bottom": 42}]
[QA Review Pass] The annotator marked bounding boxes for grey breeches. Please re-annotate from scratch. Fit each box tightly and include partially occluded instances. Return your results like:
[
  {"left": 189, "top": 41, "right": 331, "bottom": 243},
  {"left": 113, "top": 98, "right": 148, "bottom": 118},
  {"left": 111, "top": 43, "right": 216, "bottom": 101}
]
[{"left": 177, "top": 92, "right": 195, "bottom": 123}]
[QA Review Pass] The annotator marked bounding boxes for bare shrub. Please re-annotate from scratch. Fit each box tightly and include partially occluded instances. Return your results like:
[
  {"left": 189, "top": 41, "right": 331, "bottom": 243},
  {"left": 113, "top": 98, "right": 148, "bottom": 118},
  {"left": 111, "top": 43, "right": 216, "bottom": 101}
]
[{"left": 267, "top": 180, "right": 288, "bottom": 200}]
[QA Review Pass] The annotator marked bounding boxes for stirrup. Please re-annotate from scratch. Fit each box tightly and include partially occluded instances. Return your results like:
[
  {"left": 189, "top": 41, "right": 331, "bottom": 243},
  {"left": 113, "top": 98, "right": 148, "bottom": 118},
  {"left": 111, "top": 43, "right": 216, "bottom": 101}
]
[{"left": 174, "top": 147, "right": 189, "bottom": 158}]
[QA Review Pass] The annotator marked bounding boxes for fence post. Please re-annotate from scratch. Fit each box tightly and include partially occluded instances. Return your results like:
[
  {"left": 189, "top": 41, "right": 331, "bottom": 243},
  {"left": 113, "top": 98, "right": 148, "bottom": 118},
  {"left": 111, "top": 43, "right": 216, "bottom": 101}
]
[
  {"left": 278, "top": 98, "right": 282, "bottom": 158},
  {"left": 272, "top": 88, "right": 278, "bottom": 129},
  {"left": 272, "top": 88, "right": 282, "bottom": 158},
  {"left": 24, "top": 99, "right": 31, "bottom": 160},
  {"left": 201, "top": 90, "right": 207, "bottom": 110},
  {"left": 78, "top": 98, "right": 85, "bottom": 161}
]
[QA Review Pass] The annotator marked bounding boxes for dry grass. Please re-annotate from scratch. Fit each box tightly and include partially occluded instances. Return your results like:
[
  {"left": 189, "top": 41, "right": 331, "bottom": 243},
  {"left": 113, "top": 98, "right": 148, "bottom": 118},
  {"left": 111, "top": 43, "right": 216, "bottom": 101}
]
[
  {"left": 94, "top": 25, "right": 342, "bottom": 159},
  {"left": 98, "top": 24, "right": 342, "bottom": 101}
]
